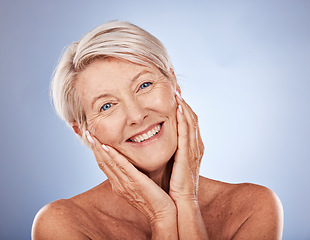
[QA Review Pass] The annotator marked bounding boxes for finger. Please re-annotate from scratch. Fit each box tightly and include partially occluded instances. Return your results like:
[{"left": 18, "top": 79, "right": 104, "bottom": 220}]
[
  {"left": 182, "top": 102, "right": 204, "bottom": 158},
  {"left": 85, "top": 130, "right": 129, "bottom": 183},
  {"left": 175, "top": 96, "right": 204, "bottom": 168},
  {"left": 86, "top": 131, "right": 144, "bottom": 183},
  {"left": 103, "top": 146, "right": 164, "bottom": 199},
  {"left": 176, "top": 96, "right": 199, "bottom": 151},
  {"left": 105, "top": 146, "right": 145, "bottom": 182},
  {"left": 85, "top": 131, "right": 116, "bottom": 180},
  {"left": 176, "top": 96, "right": 199, "bottom": 132},
  {"left": 175, "top": 100, "right": 190, "bottom": 164}
]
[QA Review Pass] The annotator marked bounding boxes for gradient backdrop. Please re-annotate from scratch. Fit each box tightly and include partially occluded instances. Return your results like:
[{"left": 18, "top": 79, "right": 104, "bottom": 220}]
[{"left": 0, "top": 0, "right": 309, "bottom": 239}]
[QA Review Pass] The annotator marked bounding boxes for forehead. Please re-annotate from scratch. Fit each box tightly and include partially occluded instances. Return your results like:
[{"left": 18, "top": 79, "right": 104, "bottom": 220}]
[
  {"left": 75, "top": 58, "right": 161, "bottom": 103},
  {"left": 78, "top": 58, "right": 160, "bottom": 88}
]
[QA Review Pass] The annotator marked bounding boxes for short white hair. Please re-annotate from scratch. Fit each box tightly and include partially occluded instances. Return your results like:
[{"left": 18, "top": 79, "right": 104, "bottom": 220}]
[{"left": 51, "top": 20, "right": 173, "bottom": 134}]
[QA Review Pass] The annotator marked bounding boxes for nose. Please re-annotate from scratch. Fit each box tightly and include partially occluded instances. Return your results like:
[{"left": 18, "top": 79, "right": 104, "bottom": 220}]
[{"left": 124, "top": 98, "right": 148, "bottom": 126}]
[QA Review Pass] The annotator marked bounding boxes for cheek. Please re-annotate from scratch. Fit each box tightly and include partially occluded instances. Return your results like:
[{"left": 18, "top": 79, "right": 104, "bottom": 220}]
[
  {"left": 89, "top": 115, "right": 125, "bottom": 146},
  {"left": 145, "top": 85, "right": 177, "bottom": 114},
  {"left": 145, "top": 86, "right": 178, "bottom": 143}
]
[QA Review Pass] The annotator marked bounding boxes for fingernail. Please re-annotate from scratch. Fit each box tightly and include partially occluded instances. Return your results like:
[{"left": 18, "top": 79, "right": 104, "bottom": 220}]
[
  {"left": 102, "top": 144, "right": 109, "bottom": 152},
  {"left": 85, "top": 130, "right": 95, "bottom": 145},
  {"left": 178, "top": 104, "right": 183, "bottom": 114},
  {"left": 175, "top": 91, "right": 183, "bottom": 100}
]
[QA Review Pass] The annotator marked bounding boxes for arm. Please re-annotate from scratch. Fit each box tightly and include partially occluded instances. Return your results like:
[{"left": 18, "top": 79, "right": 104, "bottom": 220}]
[
  {"left": 171, "top": 93, "right": 283, "bottom": 239},
  {"left": 150, "top": 212, "right": 179, "bottom": 240},
  {"left": 175, "top": 200, "right": 208, "bottom": 240},
  {"left": 86, "top": 133, "right": 178, "bottom": 240}
]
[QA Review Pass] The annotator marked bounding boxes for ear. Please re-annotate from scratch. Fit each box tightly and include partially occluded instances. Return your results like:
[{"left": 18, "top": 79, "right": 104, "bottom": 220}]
[
  {"left": 72, "top": 121, "right": 83, "bottom": 137},
  {"left": 169, "top": 68, "right": 181, "bottom": 95}
]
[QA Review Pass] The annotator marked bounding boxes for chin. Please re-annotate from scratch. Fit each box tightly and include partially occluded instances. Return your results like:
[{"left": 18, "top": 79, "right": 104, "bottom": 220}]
[{"left": 131, "top": 145, "right": 177, "bottom": 174}]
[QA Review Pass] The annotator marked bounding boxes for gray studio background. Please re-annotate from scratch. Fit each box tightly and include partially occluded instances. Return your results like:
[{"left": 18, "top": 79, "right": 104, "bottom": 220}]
[{"left": 1, "top": 0, "right": 309, "bottom": 239}]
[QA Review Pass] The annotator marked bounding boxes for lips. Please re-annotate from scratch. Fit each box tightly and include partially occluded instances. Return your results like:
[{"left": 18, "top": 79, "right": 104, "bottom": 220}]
[{"left": 128, "top": 123, "right": 163, "bottom": 143}]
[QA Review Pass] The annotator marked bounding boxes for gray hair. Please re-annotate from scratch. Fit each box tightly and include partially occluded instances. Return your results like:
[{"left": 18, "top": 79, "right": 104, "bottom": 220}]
[{"left": 51, "top": 20, "right": 173, "bottom": 137}]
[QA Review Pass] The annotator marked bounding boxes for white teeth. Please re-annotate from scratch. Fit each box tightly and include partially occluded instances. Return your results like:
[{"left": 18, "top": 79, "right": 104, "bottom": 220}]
[
  {"left": 155, "top": 125, "right": 159, "bottom": 132},
  {"left": 148, "top": 130, "right": 154, "bottom": 138},
  {"left": 131, "top": 124, "right": 161, "bottom": 143}
]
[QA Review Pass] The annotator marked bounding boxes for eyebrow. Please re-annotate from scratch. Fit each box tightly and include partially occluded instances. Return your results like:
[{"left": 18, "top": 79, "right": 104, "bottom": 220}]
[{"left": 91, "top": 70, "right": 152, "bottom": 109}]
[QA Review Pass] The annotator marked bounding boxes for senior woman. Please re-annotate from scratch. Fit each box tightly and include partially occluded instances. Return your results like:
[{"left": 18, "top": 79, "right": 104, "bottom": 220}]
[{"left": 32, "top": 21, "right": 283, "bottom": 239}]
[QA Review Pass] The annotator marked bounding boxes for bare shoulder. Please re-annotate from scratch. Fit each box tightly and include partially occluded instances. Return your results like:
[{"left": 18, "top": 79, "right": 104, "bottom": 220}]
[
  {"left": 31, "top": 199, "right": 89, "bottom": 240},
  {"left": 199, "top": 176, "right": 283, "bottom": 214},
  {"left": 198, "top": 177, "right": 283, "bottom": 239},
  {"left": 31, "top": 182, "right": 135, "bottom": 240},
  {"left": 231, "top": 181, "right": 283, "bottom": 209},
  {"left": 230, "top": 182, "right": 284, "bottom": 239}
]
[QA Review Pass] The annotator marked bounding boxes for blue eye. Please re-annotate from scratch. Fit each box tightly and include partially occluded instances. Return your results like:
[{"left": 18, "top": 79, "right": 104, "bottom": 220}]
[
  {"left": 101, "top": 103, "right": 112, "bottom": 111},
  {"left": 140, "top": 82, "right": 152, "bottom": 89}
]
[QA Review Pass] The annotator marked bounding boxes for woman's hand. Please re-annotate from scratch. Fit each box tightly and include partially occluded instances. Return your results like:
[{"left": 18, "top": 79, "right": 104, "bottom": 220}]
[
  {"left": 169, "top": 93, "right": 204, "bottom": 203},
  {"left": 85, "top": 132, "right": 178, "bottom": 239},
  {"left": 170, "top": 93, "right": 209, "bottom": 239}
]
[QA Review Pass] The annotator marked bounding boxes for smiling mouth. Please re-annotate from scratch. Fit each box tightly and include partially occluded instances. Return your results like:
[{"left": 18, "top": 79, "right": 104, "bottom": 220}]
[{"left": 128, "top": 123, "right": 163, "bottom": 143}]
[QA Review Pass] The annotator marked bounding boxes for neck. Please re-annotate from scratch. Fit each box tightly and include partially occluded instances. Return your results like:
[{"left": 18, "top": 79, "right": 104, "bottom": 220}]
[{"left": 144, "top": 157, "right": 174, "bottom": 193}]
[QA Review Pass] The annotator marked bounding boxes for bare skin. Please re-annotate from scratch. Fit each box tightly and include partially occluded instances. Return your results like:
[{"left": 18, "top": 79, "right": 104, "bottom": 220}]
[
  {"left": 32, "top": 58, "right": 283, "bottom": 239},
  {"left": 32, "top": 178, "right": 283, "bottom": 239}
]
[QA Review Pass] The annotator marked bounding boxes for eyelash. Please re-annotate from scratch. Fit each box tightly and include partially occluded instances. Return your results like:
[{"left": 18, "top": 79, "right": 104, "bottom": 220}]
[
  {"left": 139, "top": 82, "right": 152, "bottom": 90},
  {"left": 100, "top": 103, "right": 112, "bottom": 111}
]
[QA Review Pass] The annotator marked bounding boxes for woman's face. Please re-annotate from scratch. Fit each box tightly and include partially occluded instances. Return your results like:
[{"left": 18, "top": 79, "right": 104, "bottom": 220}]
[{"left": 75, "top": 58, "right": 178, "bottom": 173}]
